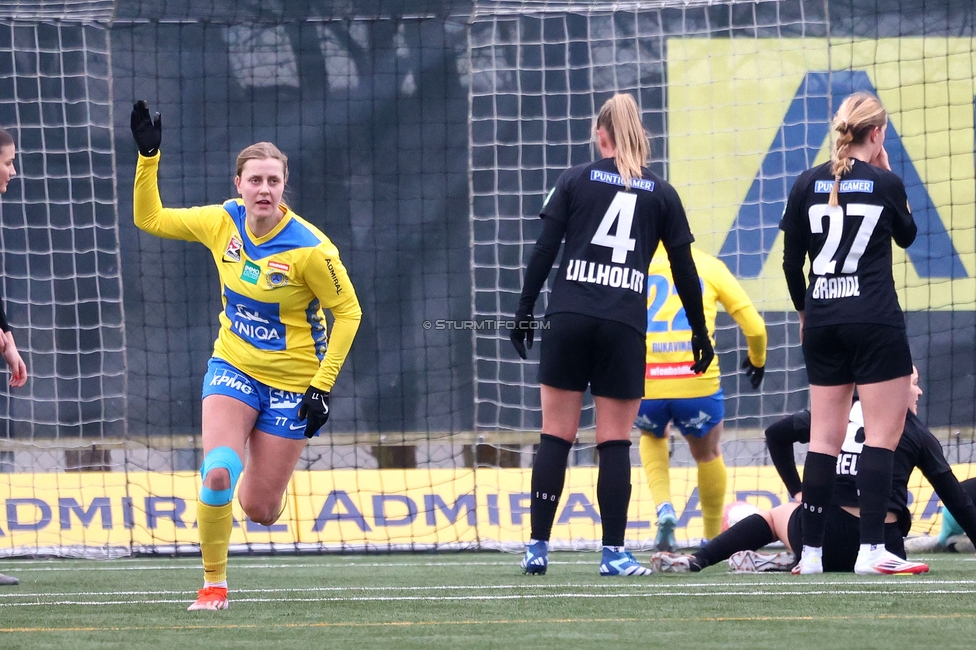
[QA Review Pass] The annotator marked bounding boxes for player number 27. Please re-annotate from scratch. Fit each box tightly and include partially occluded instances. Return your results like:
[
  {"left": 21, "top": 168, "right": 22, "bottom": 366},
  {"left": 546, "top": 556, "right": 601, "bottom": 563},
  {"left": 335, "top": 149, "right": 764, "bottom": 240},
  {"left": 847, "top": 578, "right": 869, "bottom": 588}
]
[
  {"left": 590, "top": 191, "right": 637, "bottom": 264},
  {"left": 808, "top": 203, "right": 882, "bottom": 275}
]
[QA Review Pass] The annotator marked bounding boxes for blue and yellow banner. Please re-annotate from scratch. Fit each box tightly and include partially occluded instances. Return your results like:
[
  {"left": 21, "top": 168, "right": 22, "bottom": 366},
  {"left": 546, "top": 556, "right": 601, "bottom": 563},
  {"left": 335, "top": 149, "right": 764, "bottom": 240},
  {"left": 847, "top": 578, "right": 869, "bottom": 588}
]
[
  {"left": 667, "top": 38, "right": 976, "bottom": 310},
  {"left": 0, "top": 466, "right": 966, "bottom": 552}
]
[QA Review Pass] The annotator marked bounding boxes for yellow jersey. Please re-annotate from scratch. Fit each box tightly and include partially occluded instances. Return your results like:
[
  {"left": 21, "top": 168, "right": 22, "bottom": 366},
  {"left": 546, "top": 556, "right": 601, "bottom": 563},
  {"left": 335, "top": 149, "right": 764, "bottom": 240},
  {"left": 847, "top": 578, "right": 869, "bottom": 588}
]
[
  {"left": 644, "top": 246, "right": 766, "bottom": 399},
  {"left": 133, "top": 153, "right": 362, "bottom": 393}
]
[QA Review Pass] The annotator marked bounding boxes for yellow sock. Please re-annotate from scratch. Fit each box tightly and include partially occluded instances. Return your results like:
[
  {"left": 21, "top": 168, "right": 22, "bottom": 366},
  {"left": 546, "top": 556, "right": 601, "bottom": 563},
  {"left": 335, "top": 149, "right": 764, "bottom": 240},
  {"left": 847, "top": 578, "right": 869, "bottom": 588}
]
[
  {"left": 197, "top": 501, "right": 233, "bottom": 584},
  {"left": 697, "top": 455, "right": 728, "bottom": 539},
  {"left": 639, "top": 434, "right": 672, "bottom": 512}
]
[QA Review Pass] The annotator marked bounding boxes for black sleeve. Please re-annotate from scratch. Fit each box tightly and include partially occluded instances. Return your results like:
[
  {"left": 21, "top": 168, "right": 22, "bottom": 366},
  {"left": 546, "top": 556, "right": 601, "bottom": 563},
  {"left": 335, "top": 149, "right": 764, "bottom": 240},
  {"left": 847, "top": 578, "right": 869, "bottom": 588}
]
[
  {"left": 910, "top": 415, "right": 952, "bottom": 477},
  {"left": 765, "top": 410, "right": 810, "bottom": 497},
  {"left": 516, "top": 212, "right": 567, "bottom": 315},
  {"left": 0, "top": 284, "right": 9, "bottom": 332},
  {"left": 666, "top": 242, "right": 706, "bottom": 333},
  {"left": 780, "top": 172, "right": 810, "bottom": 312},
  {"left": 910, "top": 419, "right": 976, "bottom": 540},
  {"left": 886, "top": 175, "right": 918, "bottom": 249},
  {"left": 929, "top": 471, "right": 976, "bottom": 543},
  {"left": 657, "top": 183, "right": 695, "bottom": 250}
]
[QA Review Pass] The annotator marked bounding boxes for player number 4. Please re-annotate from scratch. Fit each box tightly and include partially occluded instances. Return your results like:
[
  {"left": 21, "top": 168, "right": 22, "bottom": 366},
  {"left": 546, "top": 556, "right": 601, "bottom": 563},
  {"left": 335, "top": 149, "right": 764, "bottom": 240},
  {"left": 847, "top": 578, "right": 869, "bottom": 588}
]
[
  {"left": 808, "top": 203, "right": 882, "bottom": 275},
  {"left": 591, "top": 191, "right": 637, "bottom": 263}
]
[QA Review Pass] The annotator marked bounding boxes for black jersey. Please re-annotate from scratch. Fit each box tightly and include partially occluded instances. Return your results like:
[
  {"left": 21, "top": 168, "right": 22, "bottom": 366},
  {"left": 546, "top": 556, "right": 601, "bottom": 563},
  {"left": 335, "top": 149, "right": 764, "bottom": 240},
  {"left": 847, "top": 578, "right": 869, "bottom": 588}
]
[
  {"left": 780, "top": 159, "right": 917, "bottom": 329},
  {"left": 541, "top": 157, "right": 694, "bottom": 333},
  {"left": 831, "top": 408, "right": 952, "bottom": 532},
  {"left": 769, "top": 404, "right": 976, "bottom": 538}
]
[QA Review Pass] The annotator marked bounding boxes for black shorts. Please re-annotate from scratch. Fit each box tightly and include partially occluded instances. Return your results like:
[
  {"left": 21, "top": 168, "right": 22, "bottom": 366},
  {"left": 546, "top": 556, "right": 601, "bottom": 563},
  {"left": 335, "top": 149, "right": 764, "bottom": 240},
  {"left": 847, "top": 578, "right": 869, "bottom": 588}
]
[
  {"left": 802, "top": 323, "right": 913, "bottom": 386},
  {"left": 787, "top": 505, "right": 906, "bottom": 572},
  {"left": 539, "top": 312, "right": 645, "bottom": 399}
]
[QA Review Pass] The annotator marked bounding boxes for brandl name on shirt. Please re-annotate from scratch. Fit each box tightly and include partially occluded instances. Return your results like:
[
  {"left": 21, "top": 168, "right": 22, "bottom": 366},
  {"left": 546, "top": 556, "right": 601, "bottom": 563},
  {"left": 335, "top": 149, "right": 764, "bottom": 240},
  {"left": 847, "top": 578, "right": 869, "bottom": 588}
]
[
  {"left": 811, "top": 274, "right": 860, "bottom": 300},
  {"left": 565, "top": 259, "right": 645, "bottom": 293}
]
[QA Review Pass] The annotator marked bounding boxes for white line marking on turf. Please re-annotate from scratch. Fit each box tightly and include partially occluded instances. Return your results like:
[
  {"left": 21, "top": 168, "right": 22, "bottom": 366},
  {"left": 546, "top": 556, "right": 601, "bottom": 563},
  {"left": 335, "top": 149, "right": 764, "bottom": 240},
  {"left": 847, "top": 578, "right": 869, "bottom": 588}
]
[
  {"left": 2, "top": 578, "right": 975, "bottom": 600},
  {"left": 3, "top": 582, "right": 976, "bottom": 607},
  {"left": 5, "top": 589, "right": 976, "bottom": 607}
]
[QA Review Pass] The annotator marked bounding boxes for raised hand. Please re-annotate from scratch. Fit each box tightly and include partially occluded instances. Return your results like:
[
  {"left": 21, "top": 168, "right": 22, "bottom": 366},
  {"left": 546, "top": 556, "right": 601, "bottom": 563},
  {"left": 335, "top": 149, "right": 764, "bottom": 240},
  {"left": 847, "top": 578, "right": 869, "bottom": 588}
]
[{"left": 130, "top": 100, "right": 162, "bottom": 156}]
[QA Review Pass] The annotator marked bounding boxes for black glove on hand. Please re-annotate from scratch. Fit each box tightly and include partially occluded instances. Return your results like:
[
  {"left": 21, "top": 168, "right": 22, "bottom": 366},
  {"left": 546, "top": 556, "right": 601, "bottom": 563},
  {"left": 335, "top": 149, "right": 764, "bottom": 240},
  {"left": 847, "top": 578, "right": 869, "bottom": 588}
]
[
  {"left": 741, "top": 358, "right": 765, "bottom": 390},
  {"left": 510, "top": 311, "right": 534, "bottom": 360},
  {"left": 298, "top": 386, "right": 330, "bottom": 439},
  {"left": 690, "top": 328, "right": 715, "bottom": 374},
  {"left": 130, "top": 100, "right": 162, "bottom": 156}
]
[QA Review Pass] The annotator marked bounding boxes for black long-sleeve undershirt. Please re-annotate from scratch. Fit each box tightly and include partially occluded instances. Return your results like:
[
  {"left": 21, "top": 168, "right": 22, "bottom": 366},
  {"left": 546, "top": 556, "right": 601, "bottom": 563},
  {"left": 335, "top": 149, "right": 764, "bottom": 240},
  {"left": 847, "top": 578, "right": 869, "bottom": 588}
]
[
  {"left": 665, "top": 242, "right": 706, "bottom": 334},
  {"left": 927, "top": 470, "right": 976, "bottom": 544},
  {"left": 0, "top": 293, "right": 9, "bottom": 333},
  {"left": 516, "top": 216, "right": 567, "bottom": 315},
  {"left": 764, "top": 412, "right": 809, "bottom": 498},
  {"left": 782, "top": 225, "right": 808, "bottom": 313}
]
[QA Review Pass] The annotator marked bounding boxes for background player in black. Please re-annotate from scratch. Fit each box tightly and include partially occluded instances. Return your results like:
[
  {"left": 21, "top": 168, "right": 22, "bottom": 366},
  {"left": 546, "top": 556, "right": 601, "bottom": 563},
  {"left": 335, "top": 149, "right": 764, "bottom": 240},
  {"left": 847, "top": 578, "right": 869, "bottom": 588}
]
[
  {"left": 652, "top": 367, "right": 975, "bottom": 574},
  {"left": 780, "top": 92, "right": 922, "bottom": 575},
  {"left": 0, "top": 127, "right": 28, "bottom": 587},
  {"left": 510, "top": 93, "right": 714, "bottom": 576}
]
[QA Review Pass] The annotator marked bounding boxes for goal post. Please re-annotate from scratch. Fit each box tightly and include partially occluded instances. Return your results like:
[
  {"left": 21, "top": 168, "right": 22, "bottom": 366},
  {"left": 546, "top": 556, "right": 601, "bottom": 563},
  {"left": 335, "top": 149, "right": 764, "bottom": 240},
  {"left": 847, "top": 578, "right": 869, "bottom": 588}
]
[{"left": 0, "top": 0, "right": 973, "bottom": 557}]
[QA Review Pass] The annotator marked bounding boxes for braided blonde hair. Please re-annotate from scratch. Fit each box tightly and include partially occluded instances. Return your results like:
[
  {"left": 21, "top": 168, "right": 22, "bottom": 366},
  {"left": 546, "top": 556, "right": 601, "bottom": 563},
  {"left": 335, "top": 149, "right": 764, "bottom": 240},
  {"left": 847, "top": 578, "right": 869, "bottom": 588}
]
[
  {"left": 829, "top": 92, "right": 887, "bottom": 206},
  {"left": 594, "top": 94, "right": 649, "bottom": 191}
]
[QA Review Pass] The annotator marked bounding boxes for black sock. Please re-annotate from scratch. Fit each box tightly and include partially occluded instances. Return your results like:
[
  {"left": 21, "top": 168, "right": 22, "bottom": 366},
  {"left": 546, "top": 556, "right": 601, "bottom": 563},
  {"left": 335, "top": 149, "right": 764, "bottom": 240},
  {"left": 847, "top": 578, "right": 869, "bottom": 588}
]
[
  {"left": 800, "top": 451, "right": 837, "bottom": 548},
  {"left": 693, "top": 513, "right": 775, "bottom": 569},
  {"left": 529, "top": 434, "right": 573, "bottom": 541},
  {"left": 856, "top": 445, "right": 894, "bottom": 545},
  {"left": 596, "top": 440, "right": 632, "bottom": 547}
]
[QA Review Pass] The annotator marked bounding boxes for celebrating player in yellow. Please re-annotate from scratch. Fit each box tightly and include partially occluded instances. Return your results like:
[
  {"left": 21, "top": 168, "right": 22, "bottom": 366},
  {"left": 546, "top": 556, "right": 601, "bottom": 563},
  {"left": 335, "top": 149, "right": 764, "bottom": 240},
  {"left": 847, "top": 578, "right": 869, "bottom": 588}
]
[
  {"left": 636, "top": 245, "right": 766, "bottom": 550},
  {"left": 131, "top": 101, "right": 361, "bottom": 611}
]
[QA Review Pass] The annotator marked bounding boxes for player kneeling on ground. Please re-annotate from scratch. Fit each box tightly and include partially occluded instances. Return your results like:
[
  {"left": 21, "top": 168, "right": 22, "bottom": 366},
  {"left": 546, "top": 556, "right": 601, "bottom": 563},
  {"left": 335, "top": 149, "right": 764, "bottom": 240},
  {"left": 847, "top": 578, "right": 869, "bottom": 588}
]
[{"left": 652, "top": 367, "right": 976, "bottom": 574}]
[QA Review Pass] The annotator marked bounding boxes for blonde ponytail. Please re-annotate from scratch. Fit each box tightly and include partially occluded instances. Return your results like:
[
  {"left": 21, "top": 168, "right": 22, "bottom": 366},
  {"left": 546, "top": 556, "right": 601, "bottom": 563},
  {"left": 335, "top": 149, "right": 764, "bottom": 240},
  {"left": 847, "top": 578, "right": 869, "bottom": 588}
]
[{"left": 595, "top": 94, "right": 649, "bottom": 191}]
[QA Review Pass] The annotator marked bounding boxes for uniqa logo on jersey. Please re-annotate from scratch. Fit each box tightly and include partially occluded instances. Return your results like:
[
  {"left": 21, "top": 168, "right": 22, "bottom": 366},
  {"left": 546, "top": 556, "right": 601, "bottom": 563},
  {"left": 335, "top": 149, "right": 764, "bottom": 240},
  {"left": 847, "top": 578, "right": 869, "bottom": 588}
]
[
  {"left": 223, "top": 286, "right": 286, "bottom": 350},
  {"left": 665, "top": 38, "right": 976, "bottom": 311}
]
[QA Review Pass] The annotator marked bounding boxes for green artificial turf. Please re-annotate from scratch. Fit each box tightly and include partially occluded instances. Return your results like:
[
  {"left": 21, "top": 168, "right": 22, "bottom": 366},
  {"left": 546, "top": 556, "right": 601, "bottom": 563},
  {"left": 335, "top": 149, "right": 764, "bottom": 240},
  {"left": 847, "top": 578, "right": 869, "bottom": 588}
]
[{"left": 0, "top": 552, "right": 971, "bottom": 649}]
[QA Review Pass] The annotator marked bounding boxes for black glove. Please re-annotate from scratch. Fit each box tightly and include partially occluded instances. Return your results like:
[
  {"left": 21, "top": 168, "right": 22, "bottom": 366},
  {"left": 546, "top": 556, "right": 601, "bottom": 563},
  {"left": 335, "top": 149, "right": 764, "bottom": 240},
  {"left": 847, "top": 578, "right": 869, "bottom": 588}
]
[
  {"left": 741, "top": 358, "right": 765, "bottom": 390},
  {"left": 510, "top": 311, "right": 534, "bottom": 360},
  {"left": 690, "top": 328, "right": 715, "bottom": 374},
  {"left": 130, "top": 100, "right": 162, "bottom": 157},
  {"left": 297, "top": 386, "right": 330, "bottom": 439}
]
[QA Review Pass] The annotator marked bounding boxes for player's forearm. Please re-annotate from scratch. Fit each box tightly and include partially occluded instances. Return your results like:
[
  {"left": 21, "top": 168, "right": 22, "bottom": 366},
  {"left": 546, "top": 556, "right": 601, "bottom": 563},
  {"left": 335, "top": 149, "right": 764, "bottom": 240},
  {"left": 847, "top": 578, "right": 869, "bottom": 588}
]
[
  {"left": 517, "top": 216, "right": 564, "bottom": 314},
  {"left": 133, "top": 153, "right": 167, "bottom": 235},
  {"left": 667, "top": 243, "right": 706, "bottom": 333},
  {"left": 730, "top": 306, "right": 767, "bottom": 367},
  {"left": 929, "top": 471, "right": 976, "bottom": 542},
  {"left": 311, "top": 310, "right": 361, "bottom": 391},
  {"left": 765, "top": 414, "right": 805, "bottom": 497}
]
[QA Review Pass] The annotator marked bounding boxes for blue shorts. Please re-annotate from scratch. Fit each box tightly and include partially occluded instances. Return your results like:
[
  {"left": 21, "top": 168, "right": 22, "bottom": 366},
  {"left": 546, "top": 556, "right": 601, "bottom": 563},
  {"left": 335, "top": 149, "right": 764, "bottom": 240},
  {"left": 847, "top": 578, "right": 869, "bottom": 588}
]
[
  {"left": 634, "top": 390, "right": 725, "bottom": 438},
  {"left": 202, "top": 357, "right": 311, "bottom": 440}
]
